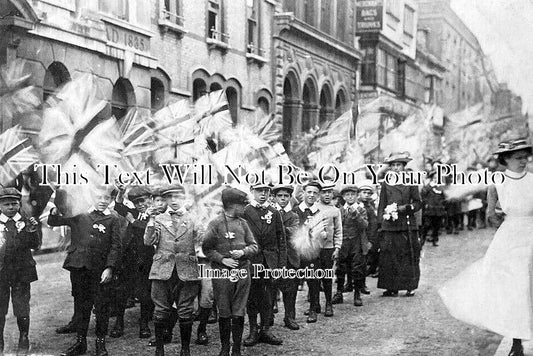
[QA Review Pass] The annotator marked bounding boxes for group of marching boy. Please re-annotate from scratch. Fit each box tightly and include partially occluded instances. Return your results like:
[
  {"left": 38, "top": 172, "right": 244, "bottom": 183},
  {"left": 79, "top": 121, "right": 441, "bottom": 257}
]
[{"left": 1, "top": 152, "right": 426, "bottom": 356}]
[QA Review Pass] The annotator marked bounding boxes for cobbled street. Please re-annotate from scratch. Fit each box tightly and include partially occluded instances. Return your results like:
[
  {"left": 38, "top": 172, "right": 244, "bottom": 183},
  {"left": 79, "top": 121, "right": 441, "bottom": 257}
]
[{"left": 4, "top": 228, "right": 501, "bottom": 356}]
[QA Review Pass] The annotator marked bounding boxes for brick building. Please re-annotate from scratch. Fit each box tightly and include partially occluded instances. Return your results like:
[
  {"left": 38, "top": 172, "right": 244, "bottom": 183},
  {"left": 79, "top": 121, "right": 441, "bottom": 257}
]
[
  {"left": 415, "top": 0, "right": 496, "bottom": 115},
  {"left": 415, "top": 0, "right": 528, "bottom": 164},
  {"left": 0, "top": 0, "right": 275, "bottom": 127},
  {"left": 355, "top": 0, "right": 429, "bottom": 162},
  {"left": 273, "top": 0, "right": 361, "bottom": 152}
]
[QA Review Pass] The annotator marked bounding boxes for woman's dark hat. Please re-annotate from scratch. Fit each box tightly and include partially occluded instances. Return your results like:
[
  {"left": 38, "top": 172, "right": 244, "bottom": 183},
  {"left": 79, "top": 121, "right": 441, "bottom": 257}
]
[
  {"left": 493, "top": 139, "right": 532, "bottom": 155},
  {"left": 383, "top": 152, "right": 412, "bottom": 164}
]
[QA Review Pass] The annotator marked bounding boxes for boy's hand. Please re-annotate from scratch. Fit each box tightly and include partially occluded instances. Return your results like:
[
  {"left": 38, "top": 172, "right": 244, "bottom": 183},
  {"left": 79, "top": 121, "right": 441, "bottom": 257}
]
[
  {"left": 100, "top": 267, "right": 113, "bottom": 284},
  {"left": 125, "top": 212, "right": 135, "bottom": 223},
  {"left": 146, "top": 206, "right": 158, "bottom": 218},
  {"left": 221, "top": 258, "right": 238, "bottom": 268},
  {"left": 229, "top": 250, "right": 244, "bottom": 259},
  {"left": 28, "top": 217, "right": 38, "bottom": 226},
  {"left": 114, "top": 178, "right": 127, "bottom": 192}
]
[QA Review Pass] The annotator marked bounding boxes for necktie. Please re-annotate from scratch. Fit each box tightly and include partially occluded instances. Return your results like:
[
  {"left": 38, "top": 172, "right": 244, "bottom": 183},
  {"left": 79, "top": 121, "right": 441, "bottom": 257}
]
[
  {"left": 5, "top": 219, "right": 16, "bottom": 240},
  {"left": 170, "top": 211, "right": 181, "bottom": 231}
]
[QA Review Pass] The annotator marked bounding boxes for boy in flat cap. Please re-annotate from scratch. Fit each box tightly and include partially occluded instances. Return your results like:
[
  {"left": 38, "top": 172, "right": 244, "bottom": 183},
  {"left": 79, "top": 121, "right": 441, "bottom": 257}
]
[
  {"left": 243, "top": 182, "right": 286, "bottom": 346},
  {"left": 292, "top": 181, "right": 322, "bottom": 321},
  {"left": 144, "top": 184, "right": 201, "bottom": 356},
  {"left": 312, "top": 182, "right": 342, "bottom": 319},
  {"left": 272, "top": 184, "right": 301, "bottom": 330},
  {"left": 332, "top": 185, "right": 368, "bottom": 307},
  {"left": 145, "top": 186, "right": 179, "bottom": 349},
  {"left": 358, "top": 181, "right": 379, "bottom": 279},
  {"left": 48, "top": 186, "right": 122, "bottom": 356},
  {"left": 0, "top": 187, "right": 40, "bottom": 355},
  {"left": 202, "top": 187, "right": 258, "bottom": 356},
  {"left": 111, "top": 185, "right": 154, "bottom": 339}
]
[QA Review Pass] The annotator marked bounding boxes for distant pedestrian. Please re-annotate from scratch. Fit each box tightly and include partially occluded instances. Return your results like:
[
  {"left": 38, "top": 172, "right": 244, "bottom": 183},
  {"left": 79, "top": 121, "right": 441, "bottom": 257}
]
[{"left": 421, "top": 171, "right": 446, "bottom": 247}]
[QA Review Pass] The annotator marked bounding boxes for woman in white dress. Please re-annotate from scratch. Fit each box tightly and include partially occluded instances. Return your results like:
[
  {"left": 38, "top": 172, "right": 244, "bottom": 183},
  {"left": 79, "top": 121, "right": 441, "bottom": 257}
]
[{"left": 439, "top": 139, "right": 533, "bottom": 356}]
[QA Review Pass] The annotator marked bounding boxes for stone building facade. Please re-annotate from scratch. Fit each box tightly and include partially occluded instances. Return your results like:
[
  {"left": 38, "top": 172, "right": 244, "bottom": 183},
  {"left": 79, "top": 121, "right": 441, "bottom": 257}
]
[
  {"left": 415, "top": 0, "right": 497, "bottom": 116},
  {"left": 0, "top": 0, "right": 275, "bottom": 127},
  {"left": 273, "top": 0, "right": 361, "bottom": 152}
]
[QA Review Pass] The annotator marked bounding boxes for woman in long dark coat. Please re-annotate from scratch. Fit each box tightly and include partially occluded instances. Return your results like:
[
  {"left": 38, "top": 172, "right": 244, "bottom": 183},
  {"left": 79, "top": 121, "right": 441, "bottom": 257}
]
[{"left": 377, "top": 152, "right": 422, "bottom": 297}]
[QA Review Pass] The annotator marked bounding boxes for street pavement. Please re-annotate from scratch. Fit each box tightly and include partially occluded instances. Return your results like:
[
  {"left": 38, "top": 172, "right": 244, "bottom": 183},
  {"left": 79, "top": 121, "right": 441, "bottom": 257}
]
[{"left": 3, "top": 227, "right": 503, "bottom": 355}]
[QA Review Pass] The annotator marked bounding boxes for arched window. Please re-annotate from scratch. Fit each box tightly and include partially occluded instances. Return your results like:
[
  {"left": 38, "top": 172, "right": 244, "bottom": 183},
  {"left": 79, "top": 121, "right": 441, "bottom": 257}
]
[
  {"left": 210, "top": 82, "right": 223, "bottom": 92},
  {"left": 151, "top": 78, "right": 165, "bottom": 113},
  {"left": 226, "top": 86, "right": 238, "bottom": 125},
  {"left": 282, "top": 71, "right": 300, "bottom": 152},
  {"left": 112, "top": 78, "right": 135, "bottom": 120},
  {"left": 257, "top": 96, "right": 270, "bottom": 115},
  {"left": 319, "top": 85, "right": 333, "bottom": 126},
  {"left": 335, "top": 89, "right": 347, "bottom": 118},
  {"left": 43, "top": 62, "right": 71, "bottom": 102},
  {"left": 302, "top": 78, "right": 317, "bottom": 132},
  {"left": 193, "top": 79, "right": 207, "bottom": 102}
]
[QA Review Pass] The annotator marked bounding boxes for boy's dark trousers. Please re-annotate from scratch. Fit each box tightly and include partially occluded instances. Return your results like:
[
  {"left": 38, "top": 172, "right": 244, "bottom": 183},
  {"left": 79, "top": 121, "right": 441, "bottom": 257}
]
[
  {"left": 71, "top": 268, "right": 113, "bottom": 338},
  {"left": 0, "top": 276, "right": 31, "bottom": 353},
  {"left": 247, "top": 270, "right": 274, "bottom": 328},
  {"left": 422, "top": 215, "right": 442, "bottom": 242}
]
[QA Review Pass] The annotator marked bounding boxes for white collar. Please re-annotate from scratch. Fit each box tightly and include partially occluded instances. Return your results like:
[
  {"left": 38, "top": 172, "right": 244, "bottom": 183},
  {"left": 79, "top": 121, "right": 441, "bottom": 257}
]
[
  {"left": 165, "top": 207, "right": 187, "bottom": 215},
  {"left": 505, "top": 169, "right": 527, "bottom": 179},
  {"left": 250, "top": 200, "right": 270, "bottom": 209},
  {"left": 275, "top": 202, "right": 293, "bottom": 213},
  {"left": 89, "top": 207, "right": 111, "bottom": 215},
  {"left": 0, "top": 212, "right": 22, "bottom": 223},
  {"left": 298, "top": 202, "right": 318, "bottom": 213}
]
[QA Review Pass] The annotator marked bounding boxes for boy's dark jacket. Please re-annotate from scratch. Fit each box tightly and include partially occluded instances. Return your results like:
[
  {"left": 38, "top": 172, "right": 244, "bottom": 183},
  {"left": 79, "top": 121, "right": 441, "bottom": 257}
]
[
  {"left": 48, "top": 210, "right": 122, "bottom": 272},
  {"left": 243, "top": 204, "right": 287, "bottom": 269},
  {"left": 0, "top": 212, "right": 41, "bottom": 283}
]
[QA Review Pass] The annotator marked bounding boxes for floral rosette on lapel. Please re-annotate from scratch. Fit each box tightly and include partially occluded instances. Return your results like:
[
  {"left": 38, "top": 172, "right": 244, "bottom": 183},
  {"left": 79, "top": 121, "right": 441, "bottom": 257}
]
[
  {"left": 260, "top": 210, "right": 273, "bottom": 224},
  {"left": 383, "top": 203, "right": 399, "bottom": 221}
]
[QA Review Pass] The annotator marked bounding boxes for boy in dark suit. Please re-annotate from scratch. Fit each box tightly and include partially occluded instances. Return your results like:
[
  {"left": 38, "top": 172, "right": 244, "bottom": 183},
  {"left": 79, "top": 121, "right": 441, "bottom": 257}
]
[
  {"left": 243, "top": 183, "right": 286, "bottom": 346},
  {"left": 272, "top": 184, "right": 301, "bottom": 330},
  {"left": 111, "top": 185, "right": 154, "bottom": 338},
  {"left": 0, "top": 187, "right": 40, "bottom": 355},
  {"left": 48, "top": 186, "right": 122, "bottom": 356},
  {"left": 144, "top": 184, "right": 201, "bottom": 356}
]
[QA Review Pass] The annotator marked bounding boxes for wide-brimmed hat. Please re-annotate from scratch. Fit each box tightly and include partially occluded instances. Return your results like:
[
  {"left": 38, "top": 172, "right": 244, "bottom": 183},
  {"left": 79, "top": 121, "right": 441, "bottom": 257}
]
[
  {"left": 0, "top": 187, "right": 22, "bottom": 201},
  {"left": 383, "top": 152, "right": 412, "bottom": 164},
  {"left": 272, "top": 184, "right": 294, "bottom": 195},
  {"left": 493, "top": 139, "right": 532, "bottom": 155}
]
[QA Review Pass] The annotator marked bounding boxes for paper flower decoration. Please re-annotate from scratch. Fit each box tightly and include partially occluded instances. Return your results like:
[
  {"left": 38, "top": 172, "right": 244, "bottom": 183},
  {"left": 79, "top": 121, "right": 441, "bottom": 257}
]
[{"left": 383, "top": 203, "right": 399, "bottom": 221}]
